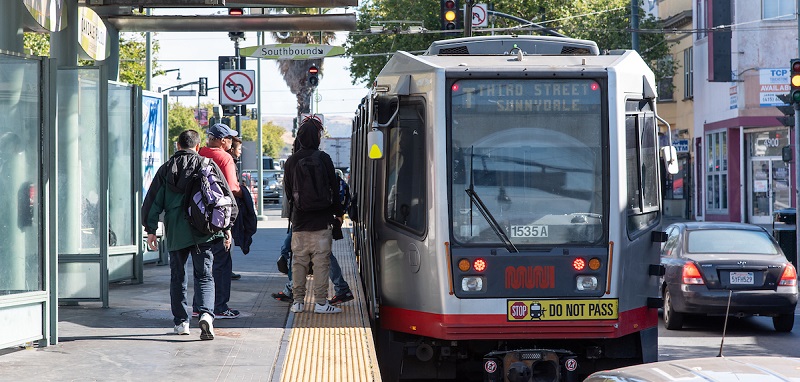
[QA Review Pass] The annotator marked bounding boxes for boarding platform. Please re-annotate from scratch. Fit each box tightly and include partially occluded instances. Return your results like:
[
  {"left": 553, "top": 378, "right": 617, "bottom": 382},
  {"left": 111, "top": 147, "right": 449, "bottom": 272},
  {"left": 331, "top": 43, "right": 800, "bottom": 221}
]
[{"left": 0, "top": 217, "right": 381, "bottom": 382}]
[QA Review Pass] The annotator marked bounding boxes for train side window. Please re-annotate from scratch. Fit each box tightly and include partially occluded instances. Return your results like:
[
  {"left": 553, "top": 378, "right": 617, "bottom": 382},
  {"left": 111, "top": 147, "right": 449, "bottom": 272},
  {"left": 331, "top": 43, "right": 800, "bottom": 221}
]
[
  {"left": 626, "top": 100, "right": 659, "bottom": 237},
  {"left": 385, "top": 100, "right": 426, "bottom": 234}
]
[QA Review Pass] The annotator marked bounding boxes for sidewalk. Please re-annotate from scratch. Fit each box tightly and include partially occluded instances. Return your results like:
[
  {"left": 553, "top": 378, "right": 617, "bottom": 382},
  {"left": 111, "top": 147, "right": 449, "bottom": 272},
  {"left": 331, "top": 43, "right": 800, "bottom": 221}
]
[{"left": 0, "top": 215, "right": 293, "bottom": 381}]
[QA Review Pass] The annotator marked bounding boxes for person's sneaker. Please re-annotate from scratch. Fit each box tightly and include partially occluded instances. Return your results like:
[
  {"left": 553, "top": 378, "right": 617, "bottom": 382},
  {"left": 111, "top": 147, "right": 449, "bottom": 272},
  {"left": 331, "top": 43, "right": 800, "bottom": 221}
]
[
  {"left": 231, "top": 272, "right": 241, "bottom": 280},
  {"left": 174, "top": 321, "right": 190, "bottom": 335},
  {"left": 215, "top": 309, "right": 240, "bottom": 319},
  {"left": 272, "top": 291, "right": 293, "bottom": 302},
  {"left": 314, "top": 303, "right": 342, "bottom": 314},
  {"left": 191, "top": 311, "right": 199, "bottom": 318},
  {"left": 328, "top": 291, "right": 354, "bottom": 306},
  {"left": 290, "top": 303, "right": 304, "bottom": 313},
  {"left": 199, "top": 313, "right": 214, "bottom": 340}
]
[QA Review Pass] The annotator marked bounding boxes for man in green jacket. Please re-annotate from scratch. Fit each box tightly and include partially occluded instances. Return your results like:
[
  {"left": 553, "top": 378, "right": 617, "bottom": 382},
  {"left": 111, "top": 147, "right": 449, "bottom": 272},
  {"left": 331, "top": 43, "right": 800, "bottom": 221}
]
[{"left": 142, "top": 129, "right": 234, "bottom": 340}]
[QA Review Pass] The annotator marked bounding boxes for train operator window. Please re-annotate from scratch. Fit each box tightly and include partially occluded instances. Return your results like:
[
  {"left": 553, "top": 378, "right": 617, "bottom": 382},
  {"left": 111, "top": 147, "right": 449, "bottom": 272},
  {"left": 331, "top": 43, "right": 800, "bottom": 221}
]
[
  {"left": 385, "top": 100, "right": 426, "bottom": 233},
  {"left": 625, "top": 100, "right": 659, "bottom": 237}
]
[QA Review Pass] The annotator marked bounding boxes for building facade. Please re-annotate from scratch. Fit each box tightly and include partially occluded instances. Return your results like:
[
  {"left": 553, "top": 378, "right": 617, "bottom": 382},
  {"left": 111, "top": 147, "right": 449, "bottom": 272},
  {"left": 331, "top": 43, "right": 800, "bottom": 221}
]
[{"left": 692, "top": 0, "right": 796, "bottom": 224}]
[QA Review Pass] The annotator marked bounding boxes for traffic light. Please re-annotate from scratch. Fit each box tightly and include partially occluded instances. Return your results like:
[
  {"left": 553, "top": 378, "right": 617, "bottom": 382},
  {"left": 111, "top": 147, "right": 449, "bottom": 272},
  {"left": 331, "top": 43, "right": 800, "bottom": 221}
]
[
  {"left": 440, "top": 0, "right": 459, "bottom": 31},
  {"left": 199, "top": 77, "right": 207, "bottom": 96},
  {"left": 791, "top": 59, "right": 800, "bottom": 104},
  {"left": 228, "top": 8, "right": 244, "bottom": 16},
  {"left": 308, "top": 65, "right": 319, "bottom": 87}
]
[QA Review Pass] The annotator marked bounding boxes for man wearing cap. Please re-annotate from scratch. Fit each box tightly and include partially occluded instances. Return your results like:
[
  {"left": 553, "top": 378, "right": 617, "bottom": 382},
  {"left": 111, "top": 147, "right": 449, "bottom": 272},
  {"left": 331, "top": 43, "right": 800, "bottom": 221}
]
[{"left": 199, "top": 123, "right": 242, "bottom": 319}]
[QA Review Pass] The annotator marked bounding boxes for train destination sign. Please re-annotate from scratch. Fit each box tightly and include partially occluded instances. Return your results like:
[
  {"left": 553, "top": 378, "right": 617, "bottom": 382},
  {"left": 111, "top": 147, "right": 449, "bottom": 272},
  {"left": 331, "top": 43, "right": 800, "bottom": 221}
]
[
  {"left": 452, "top": 79, "right": 601, "bottom": 113},
  {"left": 239, "top": 44, "right": 345, "bottom": 60},
  {"left": 507, "top": 299, "right": 618, "bottom": 321}
]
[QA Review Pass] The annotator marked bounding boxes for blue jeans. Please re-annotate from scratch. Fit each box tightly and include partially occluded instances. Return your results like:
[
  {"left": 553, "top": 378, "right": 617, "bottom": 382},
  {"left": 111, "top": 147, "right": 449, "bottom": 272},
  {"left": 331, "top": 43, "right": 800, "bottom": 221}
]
[
  {"left": 170, "top": 241, "right": 216, "bottom": 326},
  {"left": 281, "top": 230, "right": 350, "bottom": 297}
]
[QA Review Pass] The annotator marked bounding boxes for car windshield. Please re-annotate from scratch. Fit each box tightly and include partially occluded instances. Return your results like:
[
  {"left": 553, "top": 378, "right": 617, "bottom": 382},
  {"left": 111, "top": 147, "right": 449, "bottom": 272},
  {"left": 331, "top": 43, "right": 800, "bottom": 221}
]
[{"left": 687, "top": 229, "right": 779, "bottom": 255}]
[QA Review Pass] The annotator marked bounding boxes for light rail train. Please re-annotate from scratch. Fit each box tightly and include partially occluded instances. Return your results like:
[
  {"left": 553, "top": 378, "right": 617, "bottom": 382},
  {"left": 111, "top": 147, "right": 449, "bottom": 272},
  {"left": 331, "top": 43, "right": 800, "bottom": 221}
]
[{"left": 349, "top": 35, "right": 677, "bottom": 382}]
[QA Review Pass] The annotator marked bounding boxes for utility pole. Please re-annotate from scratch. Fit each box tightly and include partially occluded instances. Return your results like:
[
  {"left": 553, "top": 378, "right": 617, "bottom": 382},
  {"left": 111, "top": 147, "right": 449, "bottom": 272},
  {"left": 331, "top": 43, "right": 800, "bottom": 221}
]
[
  {"left": 464, "top": 0, "right": 474, "bottom": 37},
  {"left": 631, "top": 0, "right": 639, "bottom": 52}
]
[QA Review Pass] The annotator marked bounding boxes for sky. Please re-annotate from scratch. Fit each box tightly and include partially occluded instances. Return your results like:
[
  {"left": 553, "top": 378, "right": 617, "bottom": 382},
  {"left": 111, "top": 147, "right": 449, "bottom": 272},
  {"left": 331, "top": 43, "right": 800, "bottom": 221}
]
[{"left": 144, "top": 8, "right": 369, "bottom": 131}]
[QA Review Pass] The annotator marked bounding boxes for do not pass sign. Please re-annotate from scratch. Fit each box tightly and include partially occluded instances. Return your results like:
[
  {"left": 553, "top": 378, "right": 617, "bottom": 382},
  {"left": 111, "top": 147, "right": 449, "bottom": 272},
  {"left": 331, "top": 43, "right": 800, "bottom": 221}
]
[{"left": 219, "top": 69, "right": 256, "bottom": 105}]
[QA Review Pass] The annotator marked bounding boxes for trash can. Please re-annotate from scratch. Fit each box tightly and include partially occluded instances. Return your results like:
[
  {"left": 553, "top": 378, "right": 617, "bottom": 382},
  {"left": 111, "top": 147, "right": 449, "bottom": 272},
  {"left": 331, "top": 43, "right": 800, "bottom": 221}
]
[{"left": 773, "top": 226, "right": 798, "bottom": 270}]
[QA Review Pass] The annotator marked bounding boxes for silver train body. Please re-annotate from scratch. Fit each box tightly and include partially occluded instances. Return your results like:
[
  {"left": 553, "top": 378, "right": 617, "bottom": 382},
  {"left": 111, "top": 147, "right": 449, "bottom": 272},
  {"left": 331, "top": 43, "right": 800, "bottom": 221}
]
[{"left": 350, "top": 35, "right": 667, "bottom": 382}]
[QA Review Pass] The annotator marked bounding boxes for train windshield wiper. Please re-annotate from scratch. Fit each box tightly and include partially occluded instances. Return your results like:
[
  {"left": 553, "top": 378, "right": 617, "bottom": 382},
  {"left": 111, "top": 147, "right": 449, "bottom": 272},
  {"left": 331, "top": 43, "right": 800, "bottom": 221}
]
[{"left": 466, "top": 146, "right": 518, "bottom": 253}]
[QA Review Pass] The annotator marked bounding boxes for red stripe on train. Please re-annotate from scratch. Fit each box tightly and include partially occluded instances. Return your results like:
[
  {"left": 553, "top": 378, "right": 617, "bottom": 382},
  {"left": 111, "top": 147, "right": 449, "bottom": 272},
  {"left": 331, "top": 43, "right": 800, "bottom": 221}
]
[{"left": 380, "top": 306, "right": 658, "bottom": 340}]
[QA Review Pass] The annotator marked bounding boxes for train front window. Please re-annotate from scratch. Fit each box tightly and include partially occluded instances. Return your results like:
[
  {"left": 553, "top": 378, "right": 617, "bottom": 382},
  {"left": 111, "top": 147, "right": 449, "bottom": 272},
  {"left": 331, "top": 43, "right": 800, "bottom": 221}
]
[{"left": 449, "top": 79, "right": 604, "bottom": 246}]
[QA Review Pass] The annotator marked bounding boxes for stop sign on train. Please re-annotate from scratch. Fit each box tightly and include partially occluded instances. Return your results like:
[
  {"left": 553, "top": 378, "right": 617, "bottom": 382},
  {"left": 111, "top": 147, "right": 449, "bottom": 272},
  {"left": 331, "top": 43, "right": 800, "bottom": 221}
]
[{"left": 510, "top": 301, "right": 528, "bottom": 320}]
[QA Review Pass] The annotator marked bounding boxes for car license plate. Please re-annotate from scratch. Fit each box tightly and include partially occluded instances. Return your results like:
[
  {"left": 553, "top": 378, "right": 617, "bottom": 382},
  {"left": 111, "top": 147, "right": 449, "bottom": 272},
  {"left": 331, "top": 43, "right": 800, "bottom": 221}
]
[
  {"left": 730, "top": 271, "right": 754, "bottom": 284},
  {"left": 510, "top": 225, "right": 549, "bottom": 238},
  {"left": 507, "top": 299, "right": 618, "bottom": 321}
]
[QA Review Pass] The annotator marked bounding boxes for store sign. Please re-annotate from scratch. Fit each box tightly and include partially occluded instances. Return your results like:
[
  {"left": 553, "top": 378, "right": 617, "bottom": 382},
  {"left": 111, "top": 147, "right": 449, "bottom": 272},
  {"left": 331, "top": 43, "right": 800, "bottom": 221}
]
[
  {"left": 759, "top": 68, "right": 790, "bottom": 107},
  {"left": 674, "top": 139, "right": 689, "bottom": 153}
]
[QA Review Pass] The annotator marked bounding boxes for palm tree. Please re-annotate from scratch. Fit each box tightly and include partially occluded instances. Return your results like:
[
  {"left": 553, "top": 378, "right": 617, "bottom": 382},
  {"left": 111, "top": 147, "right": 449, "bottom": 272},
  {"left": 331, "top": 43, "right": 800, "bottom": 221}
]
[{"left": 271, "top": 9, "right": 336, "bottom": 115}]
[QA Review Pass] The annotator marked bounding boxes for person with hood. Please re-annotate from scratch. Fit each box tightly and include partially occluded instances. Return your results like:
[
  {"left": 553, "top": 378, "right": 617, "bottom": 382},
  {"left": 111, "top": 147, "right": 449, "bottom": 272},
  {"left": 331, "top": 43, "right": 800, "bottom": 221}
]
[
  {"left": 142, "top": 129, "right": 233, "bottom": 341},
  {"left": 283, "top": 116, "right": 344, "bottom": 314}
]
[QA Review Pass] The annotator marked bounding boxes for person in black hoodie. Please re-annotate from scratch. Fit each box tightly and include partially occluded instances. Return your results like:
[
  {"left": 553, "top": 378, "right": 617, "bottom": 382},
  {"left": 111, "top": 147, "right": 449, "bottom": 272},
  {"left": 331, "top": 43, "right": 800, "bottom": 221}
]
[{"left": 283, "top": 117, "right": 344, "bottom": 314}]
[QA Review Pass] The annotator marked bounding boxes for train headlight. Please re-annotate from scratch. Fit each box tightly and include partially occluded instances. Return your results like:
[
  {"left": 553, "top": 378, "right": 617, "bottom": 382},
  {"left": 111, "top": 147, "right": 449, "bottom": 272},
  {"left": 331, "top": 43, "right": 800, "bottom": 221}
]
[
  {"left": 576, "top": 276, "right": 598, "bottom": 291},
  {"left": 461, "top": 276, "right": 485, "bottom": 292}
]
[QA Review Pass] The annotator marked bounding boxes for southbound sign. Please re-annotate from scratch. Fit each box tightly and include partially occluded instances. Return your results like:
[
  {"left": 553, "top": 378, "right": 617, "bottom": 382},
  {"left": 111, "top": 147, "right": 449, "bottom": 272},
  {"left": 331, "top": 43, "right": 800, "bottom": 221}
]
[{"left": 239, "top": 44, "right": 345, "bottom": 60}]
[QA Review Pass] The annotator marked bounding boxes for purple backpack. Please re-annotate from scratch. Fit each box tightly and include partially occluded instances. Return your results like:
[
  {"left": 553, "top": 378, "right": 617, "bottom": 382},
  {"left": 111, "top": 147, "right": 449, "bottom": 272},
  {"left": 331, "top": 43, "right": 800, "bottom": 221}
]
[{"left": 185, "top": 158, "right": 236, "bottom": 235}]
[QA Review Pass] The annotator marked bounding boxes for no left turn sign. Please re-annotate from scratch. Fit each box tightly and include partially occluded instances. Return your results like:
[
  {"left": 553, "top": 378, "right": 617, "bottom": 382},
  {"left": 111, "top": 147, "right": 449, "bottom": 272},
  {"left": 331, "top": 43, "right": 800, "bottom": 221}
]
[{"left": 219, "top": 69, "right": 256, "bottom": 105}]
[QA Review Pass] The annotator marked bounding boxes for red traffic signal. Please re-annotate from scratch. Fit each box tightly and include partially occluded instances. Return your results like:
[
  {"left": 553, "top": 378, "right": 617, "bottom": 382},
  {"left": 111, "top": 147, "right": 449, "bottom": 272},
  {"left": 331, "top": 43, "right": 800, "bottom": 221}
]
[
  {"left": 308, "top": 65, "right": 319, "bottom": 87},
  {"left": 228, "top": 8, "right": 244, "bottom": 16}
]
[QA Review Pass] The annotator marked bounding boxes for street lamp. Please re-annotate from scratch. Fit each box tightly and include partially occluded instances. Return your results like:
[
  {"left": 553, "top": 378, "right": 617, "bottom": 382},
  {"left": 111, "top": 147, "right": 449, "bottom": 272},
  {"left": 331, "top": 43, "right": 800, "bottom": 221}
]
[{"left": 162, "top": 68, "right": 181, "bottom": 80}]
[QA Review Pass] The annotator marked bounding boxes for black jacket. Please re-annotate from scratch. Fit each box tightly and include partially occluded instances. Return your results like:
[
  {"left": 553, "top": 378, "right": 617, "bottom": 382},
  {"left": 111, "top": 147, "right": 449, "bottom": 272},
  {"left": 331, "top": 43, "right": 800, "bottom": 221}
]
[
  {"left": 283, "top": 122, "right": 344, "bottom": 232},
  {"left": 232, "top": 185, "right": 257, "bottom": 254}
]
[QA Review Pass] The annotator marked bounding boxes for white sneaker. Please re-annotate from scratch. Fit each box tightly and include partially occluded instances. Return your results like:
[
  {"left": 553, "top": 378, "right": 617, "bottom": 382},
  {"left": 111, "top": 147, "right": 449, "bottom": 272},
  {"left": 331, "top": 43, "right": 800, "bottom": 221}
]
[
  {"left": 199, "top": 313, "right": 214, "bottom": 340},
  {"left": 314, "top": 303, "right": 342, "bottom": 314},
  {"left": 290, "top": 303, "right": 305, "bottom": 313},
  {"left": 174, "top": 321, "right": 190, "bottom": 335}
]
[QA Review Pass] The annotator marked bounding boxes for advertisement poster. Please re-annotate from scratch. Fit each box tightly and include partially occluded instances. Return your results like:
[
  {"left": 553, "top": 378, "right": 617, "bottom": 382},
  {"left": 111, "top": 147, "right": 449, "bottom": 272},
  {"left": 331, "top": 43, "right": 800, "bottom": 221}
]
[
  {"left": 142, "top": 94, "right": 164, "bottom": 196},
  {"left": 759, "top": 68, "right": 790, "bottom": 107}
]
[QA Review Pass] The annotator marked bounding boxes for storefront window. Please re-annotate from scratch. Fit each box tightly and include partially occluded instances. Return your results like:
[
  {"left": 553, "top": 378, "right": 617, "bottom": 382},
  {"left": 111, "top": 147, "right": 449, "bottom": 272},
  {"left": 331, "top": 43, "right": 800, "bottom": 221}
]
[{"left": 706, "top": 131, "right": 728, "bottom": 211}]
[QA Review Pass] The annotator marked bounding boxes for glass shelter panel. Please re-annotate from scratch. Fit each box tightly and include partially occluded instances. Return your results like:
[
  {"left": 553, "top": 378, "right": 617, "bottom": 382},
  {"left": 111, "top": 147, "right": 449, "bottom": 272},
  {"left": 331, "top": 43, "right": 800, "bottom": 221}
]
[
  {"left": 108, "top": 83, "right": 134, "bottom": 246},
  {"left": 56, "top": 68, "right": 101, "bottom": 254},
  {"left": 0, "top": 56, "right": 42, "bottom": 295},
  {"left": 449, "top": 79, "right": 605, "bottom": 246}
]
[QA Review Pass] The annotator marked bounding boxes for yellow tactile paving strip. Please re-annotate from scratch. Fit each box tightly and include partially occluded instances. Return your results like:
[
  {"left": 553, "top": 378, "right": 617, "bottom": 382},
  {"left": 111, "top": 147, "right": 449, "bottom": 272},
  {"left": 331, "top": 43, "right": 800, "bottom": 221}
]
[{"left": 281, "top": 230, "right": 382, "bottom": 382}]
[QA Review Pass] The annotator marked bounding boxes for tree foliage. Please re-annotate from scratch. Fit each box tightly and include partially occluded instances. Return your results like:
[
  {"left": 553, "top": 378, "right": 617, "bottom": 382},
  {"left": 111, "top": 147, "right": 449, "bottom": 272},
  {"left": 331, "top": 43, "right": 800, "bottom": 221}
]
[
  {"left": 241, "top": 119, "right": 288, "bottom": 158},
  {"left": 23, "top": 32, "right": 160, "bottom": 88},
  {"left": 167, "top": 103, "right": 204, "bottom": 156},
  {"left": 346, "top": 0, "right": 674, "bottom": 86}
]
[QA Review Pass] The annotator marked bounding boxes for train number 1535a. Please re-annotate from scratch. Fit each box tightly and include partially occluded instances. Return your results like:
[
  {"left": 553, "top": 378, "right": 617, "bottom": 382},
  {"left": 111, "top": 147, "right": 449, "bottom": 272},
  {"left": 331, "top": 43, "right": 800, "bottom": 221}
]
[{"left": 510, "top": 225, "right": 549, "bottom": 238}]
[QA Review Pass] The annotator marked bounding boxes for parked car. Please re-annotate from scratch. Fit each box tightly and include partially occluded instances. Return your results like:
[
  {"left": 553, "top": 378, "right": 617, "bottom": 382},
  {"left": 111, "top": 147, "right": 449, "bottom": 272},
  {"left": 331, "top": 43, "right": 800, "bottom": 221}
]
[
  {"left": 660, "top": 222, "right": 798, "bottom": 332},
  {"left": 775, "top": 207, "right": 796, "bottom": 225},
  {"left": 262, "top": 177, "right": 283, "bottom": 204},
  {"left": 584, "top": 356, "right": 800, "bottom": 381}
]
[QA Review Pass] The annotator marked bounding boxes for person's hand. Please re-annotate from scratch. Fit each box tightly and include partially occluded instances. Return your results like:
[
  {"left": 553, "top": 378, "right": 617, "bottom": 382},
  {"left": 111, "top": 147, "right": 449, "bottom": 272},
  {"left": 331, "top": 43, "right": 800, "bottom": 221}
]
[
  {"left": 336, "top": 216, "right": 343, "bottom": 225},
  {"left": 223, "top": 230, "right": 232, "bottom": 251},
  {"left": 146, "top": 234, "right": 158, "bottom": 251}
]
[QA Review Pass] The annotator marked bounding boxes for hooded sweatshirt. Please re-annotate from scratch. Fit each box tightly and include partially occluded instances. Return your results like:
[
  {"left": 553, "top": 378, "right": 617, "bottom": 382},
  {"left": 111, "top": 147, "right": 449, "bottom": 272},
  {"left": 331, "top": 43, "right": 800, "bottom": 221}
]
[
  {"left": 283, "top": 120, "right": 344, "bottom": 231},
  {"left": 141, "top": 149, "right": 229, "bottom": 251}
]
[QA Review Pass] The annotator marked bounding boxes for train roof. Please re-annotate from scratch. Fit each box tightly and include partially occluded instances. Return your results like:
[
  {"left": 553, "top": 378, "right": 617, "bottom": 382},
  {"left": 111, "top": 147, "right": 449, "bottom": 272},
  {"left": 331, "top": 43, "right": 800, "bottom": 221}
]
[{"left": 424, "top": 35, "right": 600, "bottom": 56}]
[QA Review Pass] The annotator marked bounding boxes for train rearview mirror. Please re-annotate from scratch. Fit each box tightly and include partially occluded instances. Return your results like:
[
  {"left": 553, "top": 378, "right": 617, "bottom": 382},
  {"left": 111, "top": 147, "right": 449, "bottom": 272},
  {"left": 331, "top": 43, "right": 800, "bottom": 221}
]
[
  {"left": 661, "top": 146, "right": 679, "bottom": 175},
  {"left": 782, "top": 146, "right": 792, "bottom": 162},
  {"left": 367, "top": 129, "right": 384, "bottom": 159}
]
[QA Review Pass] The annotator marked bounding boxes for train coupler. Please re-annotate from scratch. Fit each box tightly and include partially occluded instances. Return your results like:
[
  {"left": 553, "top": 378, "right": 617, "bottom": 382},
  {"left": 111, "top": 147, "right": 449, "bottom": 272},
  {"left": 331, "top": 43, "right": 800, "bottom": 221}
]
[{"left": 483, "top": 349, "right": 578, "bottom": 382}]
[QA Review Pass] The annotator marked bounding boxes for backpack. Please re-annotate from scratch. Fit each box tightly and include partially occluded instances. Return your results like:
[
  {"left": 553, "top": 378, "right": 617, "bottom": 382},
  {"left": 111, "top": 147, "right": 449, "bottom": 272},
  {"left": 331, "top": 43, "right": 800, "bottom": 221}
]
[
  {"left": 185, "top": 158, "right": 236, "bottom": 235},
  {"left": 291, "top": 151, "right": 333, "bottom": 212}
]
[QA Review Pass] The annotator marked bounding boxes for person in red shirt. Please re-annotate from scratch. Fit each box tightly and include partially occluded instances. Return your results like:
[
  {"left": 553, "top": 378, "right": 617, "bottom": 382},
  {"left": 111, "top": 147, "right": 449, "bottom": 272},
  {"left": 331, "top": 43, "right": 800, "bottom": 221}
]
[{"left": 198, "top": 123, "right": 241, "bottom": 319}]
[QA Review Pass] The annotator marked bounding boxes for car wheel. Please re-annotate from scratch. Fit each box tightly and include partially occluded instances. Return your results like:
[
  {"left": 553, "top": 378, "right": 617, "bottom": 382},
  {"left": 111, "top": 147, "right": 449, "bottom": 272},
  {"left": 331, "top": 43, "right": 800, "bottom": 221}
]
[
  {"left": 773, "top": 314, "right": 794, "bottom": 332},
  {"left": 663, "top": 288, "right": 684, "bottom": 330}
]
